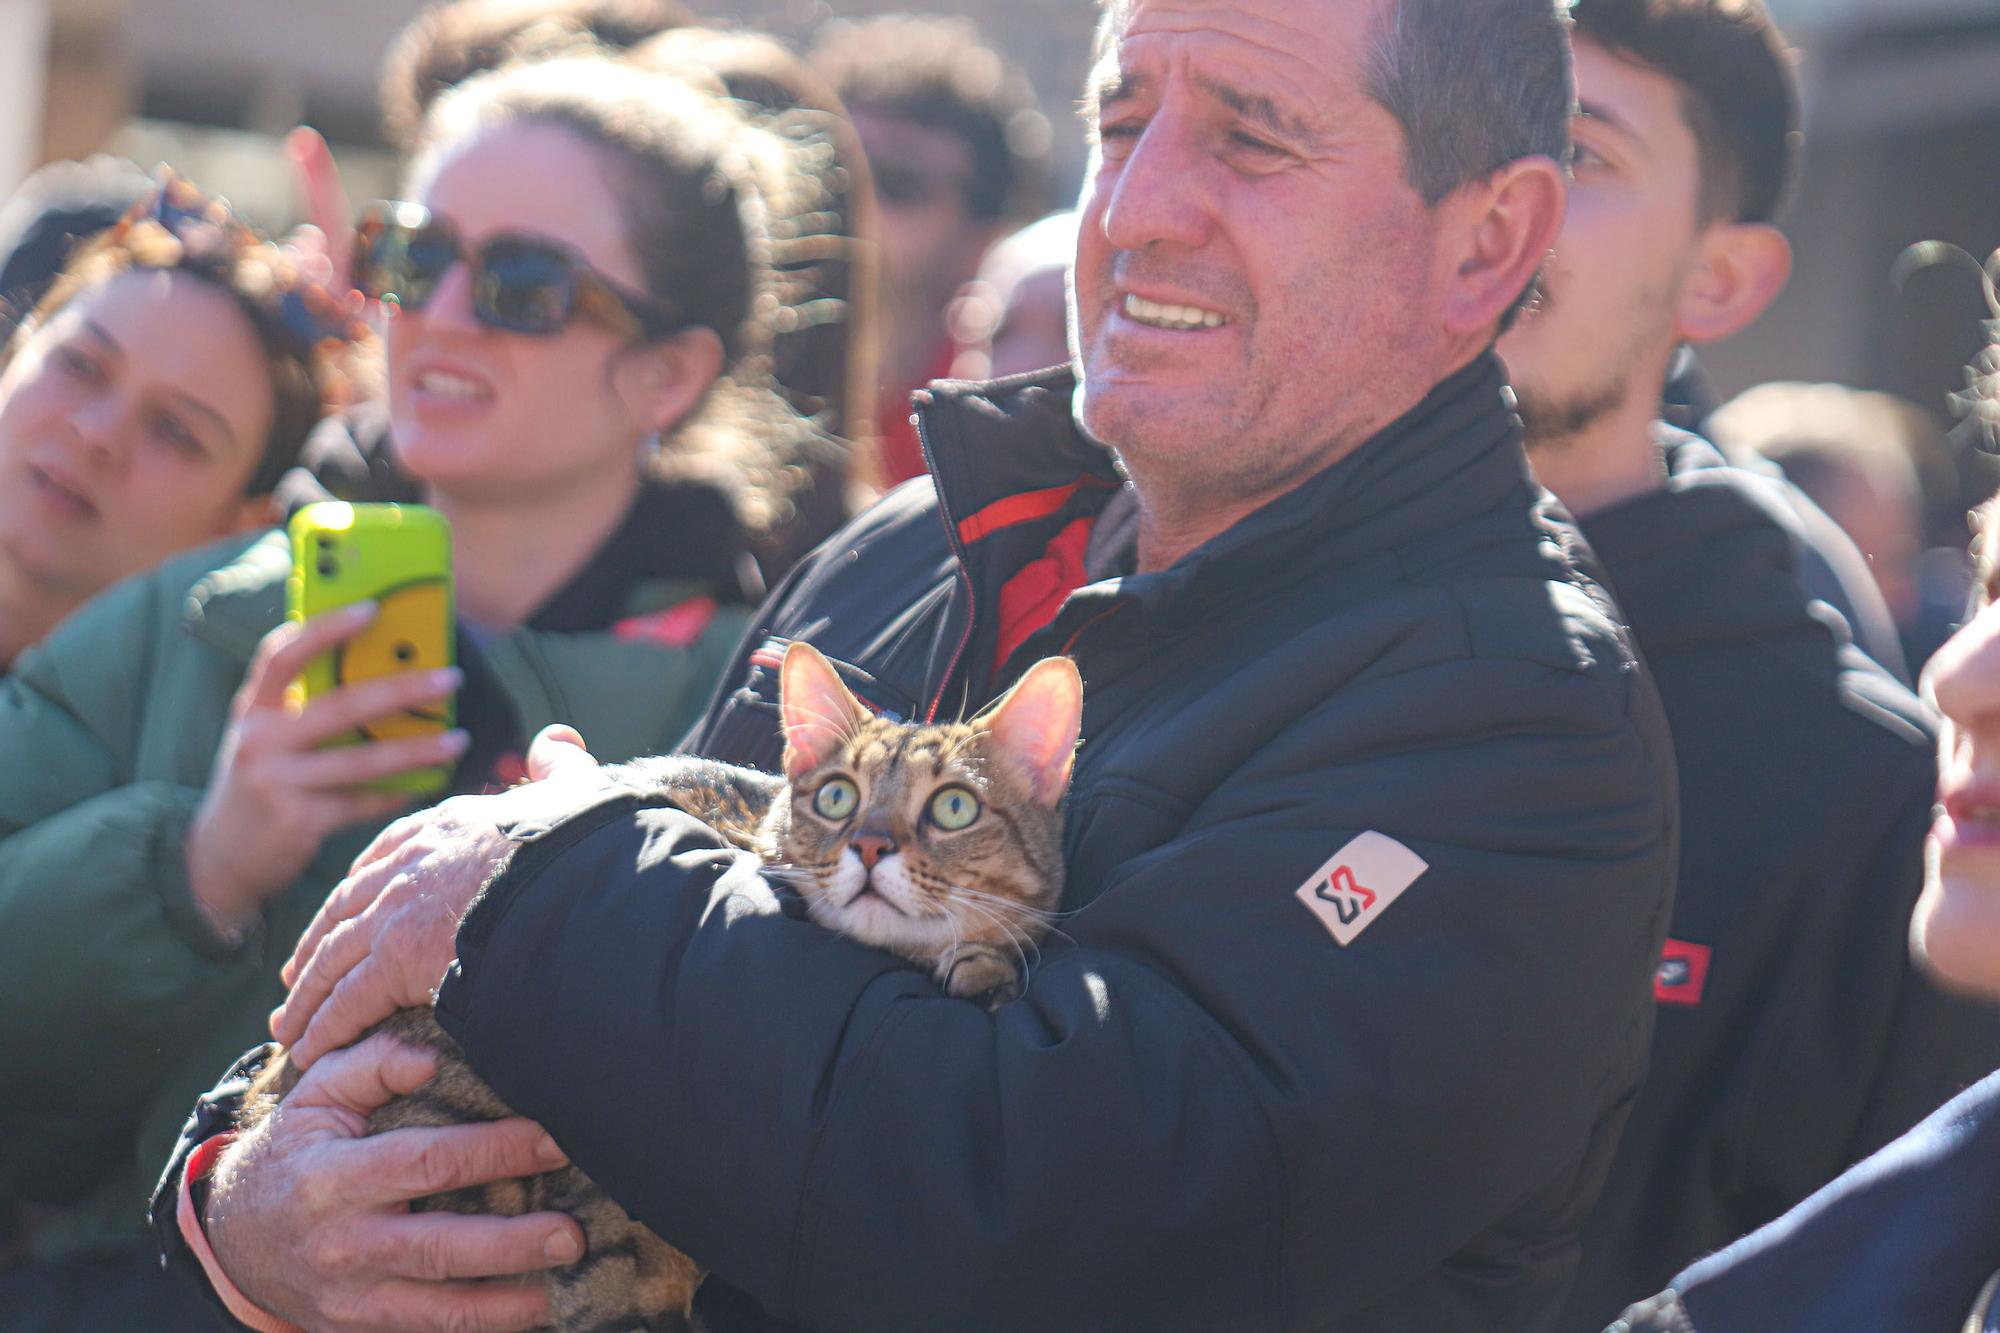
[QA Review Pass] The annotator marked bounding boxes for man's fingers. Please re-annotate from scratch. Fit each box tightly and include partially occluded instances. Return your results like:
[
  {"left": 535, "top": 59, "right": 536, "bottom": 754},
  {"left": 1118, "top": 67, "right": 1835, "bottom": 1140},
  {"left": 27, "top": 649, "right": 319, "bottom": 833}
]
[
  {"left": 354, "top": 1210, "right": 587, "bottom": 1282},
  {"left": 283, "top": 851, "right": 407, "bottom": 990},
  {"left": 290, "top": 932, "right": 450, "bottom": 1072},
  {"left": 291, "top": 949, "right": 437, "bottom": 1070},
  {"left": 352, "top": 1277, "right": 553, "bottom": 1333},
  {"left": 373, "top": 1118, "right": 569, "bottom": 1204},
  {"left": 525, "top": 724, "right": 599, "bottom": 782},
  {"left": 349, "top": 808, "right": 431, "bottom": 875},
  {"left": 289, "top": 1031, "right": 439, "bottom": 1118},
  {"left": 282, "top": 668, "right": 462, "bottom": 749},
  {"left": 275, "top": 913, "right": 374, "bottom": 1050},
  {"left": 243, "top": 603, "right": 378, "bottom": 711}
]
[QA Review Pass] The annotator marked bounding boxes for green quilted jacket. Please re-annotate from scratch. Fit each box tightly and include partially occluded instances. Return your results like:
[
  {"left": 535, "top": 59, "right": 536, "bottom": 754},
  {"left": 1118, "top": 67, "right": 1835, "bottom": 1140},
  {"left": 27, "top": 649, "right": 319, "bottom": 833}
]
[{"left": 0, "top": 527, "right": 750, "bottom": 1260}]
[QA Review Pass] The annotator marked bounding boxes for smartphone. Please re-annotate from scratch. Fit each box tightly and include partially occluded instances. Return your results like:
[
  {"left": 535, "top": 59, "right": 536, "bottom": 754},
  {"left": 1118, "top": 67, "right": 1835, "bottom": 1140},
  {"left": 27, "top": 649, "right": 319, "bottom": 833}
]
[{"left": 286, "top": 502, "right": 455, "bottom": 796}]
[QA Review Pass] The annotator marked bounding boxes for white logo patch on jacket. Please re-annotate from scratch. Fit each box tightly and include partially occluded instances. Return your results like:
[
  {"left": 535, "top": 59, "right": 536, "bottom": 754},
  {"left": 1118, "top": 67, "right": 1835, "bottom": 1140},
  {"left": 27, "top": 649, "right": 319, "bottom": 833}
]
[{"left": 1294, "top": 832, "right": 1428, "bottom": 946}]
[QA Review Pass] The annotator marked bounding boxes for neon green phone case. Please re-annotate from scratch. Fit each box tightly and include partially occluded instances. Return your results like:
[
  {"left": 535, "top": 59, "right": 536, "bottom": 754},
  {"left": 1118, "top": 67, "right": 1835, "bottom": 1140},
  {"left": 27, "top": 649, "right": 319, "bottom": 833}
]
[{"left": 286, "top": 502, "right": 455, "bottom": 796}]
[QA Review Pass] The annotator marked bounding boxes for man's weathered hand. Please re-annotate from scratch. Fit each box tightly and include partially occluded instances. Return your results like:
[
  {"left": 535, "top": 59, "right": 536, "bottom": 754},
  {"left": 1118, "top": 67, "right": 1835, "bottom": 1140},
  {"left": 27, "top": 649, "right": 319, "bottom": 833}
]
[
  {"left": 205, "top": 1031, "right": 583, "bottom": 1333},
  {"left": 273, "top": 726, "right": 607, "bottom": 1067}
]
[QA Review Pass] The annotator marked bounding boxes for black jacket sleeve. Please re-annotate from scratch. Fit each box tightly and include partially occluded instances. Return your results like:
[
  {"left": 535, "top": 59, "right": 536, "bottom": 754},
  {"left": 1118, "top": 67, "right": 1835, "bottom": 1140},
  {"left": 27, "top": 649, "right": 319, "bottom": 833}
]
[
  {"left": 146, "top": 1044, "right": 274, "bottom": 1326},
  {"left": 436, "top": 657, "right": 1674, "bottom": 1333},
  {"left": 1611, "top": 1071, "right": 2000, "bottom": 1333}
]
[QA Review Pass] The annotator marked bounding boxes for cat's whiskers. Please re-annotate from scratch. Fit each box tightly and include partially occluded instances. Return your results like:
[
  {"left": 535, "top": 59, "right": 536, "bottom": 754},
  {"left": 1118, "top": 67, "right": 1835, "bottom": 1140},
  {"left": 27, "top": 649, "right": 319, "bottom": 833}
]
[
  {"left": 944, "top": 882, "right": 1076, "bottom": 951},
  {"left": 946, "top": 894, "right": 1038, "bottom": 993}
]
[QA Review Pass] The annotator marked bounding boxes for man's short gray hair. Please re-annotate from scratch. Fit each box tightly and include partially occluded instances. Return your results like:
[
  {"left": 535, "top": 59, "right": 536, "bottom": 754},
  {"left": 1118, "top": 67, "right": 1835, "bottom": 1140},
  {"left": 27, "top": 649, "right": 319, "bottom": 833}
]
[{"left": 1366, "top": 0, "right": 1575, "bottom": 206}]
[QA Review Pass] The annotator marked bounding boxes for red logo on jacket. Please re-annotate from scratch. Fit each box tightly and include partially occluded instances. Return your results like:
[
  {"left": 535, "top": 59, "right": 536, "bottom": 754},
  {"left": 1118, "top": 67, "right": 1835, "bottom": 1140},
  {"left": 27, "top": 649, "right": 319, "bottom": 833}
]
[
  {"left": 1315, "top": 865, "right": 1378, "bottom": 926},
  {"left": 1655, "top": 938, "right": 1712, "bottom": 1006}
]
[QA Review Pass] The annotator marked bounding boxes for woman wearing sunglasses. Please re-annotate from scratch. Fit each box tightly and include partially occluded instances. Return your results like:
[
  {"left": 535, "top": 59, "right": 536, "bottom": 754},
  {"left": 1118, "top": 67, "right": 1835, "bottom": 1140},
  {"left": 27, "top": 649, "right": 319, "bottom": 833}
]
[
  {"left": 0, "top": 56, "right": 771, "bottom": 1325},
  {"left": 0, "top": 175, "right": 345, "bottom": 674}
]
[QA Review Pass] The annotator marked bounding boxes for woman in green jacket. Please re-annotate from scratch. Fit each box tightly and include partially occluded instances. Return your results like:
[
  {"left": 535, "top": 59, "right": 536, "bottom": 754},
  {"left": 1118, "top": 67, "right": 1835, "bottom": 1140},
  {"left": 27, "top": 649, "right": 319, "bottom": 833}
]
[{"left": 0, "top": 55, "right": 777, "bottom": 1313}]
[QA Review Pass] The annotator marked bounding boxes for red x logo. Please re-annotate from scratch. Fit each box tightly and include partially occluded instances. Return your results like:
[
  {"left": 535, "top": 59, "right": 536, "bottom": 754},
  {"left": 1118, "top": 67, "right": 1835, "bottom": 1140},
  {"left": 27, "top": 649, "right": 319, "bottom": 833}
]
[{"left": 1316, "top": 865, "right": 1377, "bottom": 925}]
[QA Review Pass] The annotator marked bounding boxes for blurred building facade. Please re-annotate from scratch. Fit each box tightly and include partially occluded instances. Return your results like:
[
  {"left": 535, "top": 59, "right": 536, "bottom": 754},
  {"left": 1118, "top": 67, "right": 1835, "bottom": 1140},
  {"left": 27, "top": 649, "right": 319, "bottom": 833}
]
[{"left": 11, "top": 0, "right": 2000, "bottom": 427}]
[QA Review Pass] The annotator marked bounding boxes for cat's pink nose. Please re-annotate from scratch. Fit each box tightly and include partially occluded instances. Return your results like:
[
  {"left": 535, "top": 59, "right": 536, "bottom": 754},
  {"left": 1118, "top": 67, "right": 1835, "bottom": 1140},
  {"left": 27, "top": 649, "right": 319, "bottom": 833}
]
[{"left": 854, "top": 835, "right": 896, "bottom": 871}]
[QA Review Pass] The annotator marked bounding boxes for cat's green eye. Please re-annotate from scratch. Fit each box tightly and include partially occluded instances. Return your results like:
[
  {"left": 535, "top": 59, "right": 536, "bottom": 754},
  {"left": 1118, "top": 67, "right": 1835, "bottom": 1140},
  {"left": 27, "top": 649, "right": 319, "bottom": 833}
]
[
  {"left": 928, "top": 785, "right": 982, "bottom": 831},
  {"left": 813, "top": 777, "right": 859, "bottom": 821}
]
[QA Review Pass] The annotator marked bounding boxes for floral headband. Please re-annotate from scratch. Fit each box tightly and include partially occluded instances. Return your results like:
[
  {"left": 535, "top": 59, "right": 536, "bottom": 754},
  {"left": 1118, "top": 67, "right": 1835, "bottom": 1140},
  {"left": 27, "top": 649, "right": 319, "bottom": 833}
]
[{"left": 107, "top": 168, "right": 368, "bottom": 363}]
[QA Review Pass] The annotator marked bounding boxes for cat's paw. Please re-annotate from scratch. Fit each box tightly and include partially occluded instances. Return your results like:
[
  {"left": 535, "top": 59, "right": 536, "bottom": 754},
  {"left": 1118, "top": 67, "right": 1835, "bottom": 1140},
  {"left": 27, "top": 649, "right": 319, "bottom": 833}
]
[{"left": 944, "top": 949, "right": 1022, "bottom": 1006}]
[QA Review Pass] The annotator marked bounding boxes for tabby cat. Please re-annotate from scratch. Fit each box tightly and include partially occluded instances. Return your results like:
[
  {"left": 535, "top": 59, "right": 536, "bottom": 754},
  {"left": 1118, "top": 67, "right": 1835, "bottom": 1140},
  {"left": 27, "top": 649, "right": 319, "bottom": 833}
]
[{"left": 245, "top": 641, "right": 1084, "bottom": 1331}]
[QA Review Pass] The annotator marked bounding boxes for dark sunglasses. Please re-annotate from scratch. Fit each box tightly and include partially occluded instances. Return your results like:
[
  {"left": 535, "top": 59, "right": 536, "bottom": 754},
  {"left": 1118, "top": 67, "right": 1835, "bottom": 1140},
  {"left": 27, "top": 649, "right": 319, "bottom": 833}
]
[{"left": 352, "top": 201, "right": 682, "bottom": 339}]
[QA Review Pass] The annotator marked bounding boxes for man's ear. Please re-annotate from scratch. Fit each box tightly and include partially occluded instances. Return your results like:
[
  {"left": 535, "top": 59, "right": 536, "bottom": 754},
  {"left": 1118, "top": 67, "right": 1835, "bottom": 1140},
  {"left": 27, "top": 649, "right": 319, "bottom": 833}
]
[
  {"left": 1438, "top": 155, "right": 1568, "bottom": 340},
  {"left": 1674, "top": 221, "right": 1792, "bottom": 347},
  {"left": 614, "top": 324, "right": 726, "bottom": 435}
]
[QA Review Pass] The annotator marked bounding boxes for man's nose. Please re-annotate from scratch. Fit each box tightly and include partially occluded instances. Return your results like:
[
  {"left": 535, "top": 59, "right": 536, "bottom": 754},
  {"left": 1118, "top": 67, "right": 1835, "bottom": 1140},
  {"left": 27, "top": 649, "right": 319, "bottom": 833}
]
[
  {"left": 1098, "top": 107, "right": 1213, "bottom": 253},
  {"left": 853, "top": 834, "right": 897, "bottom": 872}
]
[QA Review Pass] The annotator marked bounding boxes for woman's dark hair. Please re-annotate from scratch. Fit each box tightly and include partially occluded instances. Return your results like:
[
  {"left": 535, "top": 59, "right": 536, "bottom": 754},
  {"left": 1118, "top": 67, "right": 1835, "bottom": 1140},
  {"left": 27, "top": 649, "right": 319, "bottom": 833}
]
[
  {"left": 418, "top": 54, "right": 826, "bottom": 545},
  {"left": 378, "top": 0, "right": 693, "bottom": 153},
  {"left": 4, "top": 196, "right": 343, "bottom": 495},
  {"left": 632, "top": 26, "right": 880, "bottom": 567}
]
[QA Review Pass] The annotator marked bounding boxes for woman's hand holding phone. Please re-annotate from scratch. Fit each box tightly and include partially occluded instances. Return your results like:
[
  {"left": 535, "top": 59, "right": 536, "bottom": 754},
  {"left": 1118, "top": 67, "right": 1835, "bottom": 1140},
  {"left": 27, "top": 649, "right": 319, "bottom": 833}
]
[{"left": 184, "top": 603, "right": 468, "bottom": 939}]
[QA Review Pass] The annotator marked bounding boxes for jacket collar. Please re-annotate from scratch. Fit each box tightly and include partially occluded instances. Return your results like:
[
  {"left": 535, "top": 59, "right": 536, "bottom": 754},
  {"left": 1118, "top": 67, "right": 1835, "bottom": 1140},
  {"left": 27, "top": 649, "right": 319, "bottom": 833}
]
[
  {"left": 1579, "top": 431, "right": 1837, "bottom": 658},
  {"left": 914, "top": 351, "right": 1530, "bottom": 617}
]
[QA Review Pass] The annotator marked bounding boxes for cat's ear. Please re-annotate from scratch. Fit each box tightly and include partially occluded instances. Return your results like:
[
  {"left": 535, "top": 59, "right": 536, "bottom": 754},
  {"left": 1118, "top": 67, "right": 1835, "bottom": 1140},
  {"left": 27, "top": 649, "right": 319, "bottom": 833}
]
[
  {"left": 779, "top": 642, "right": 869, "bottom": 781},
  {"left": 983, "top": 656, "right": 1084, "bottom": 805}
]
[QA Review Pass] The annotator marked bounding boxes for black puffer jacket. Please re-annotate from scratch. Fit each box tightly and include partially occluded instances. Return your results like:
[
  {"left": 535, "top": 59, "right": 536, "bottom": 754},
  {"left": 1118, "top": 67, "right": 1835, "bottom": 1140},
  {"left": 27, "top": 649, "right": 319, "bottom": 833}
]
[
  {"left": 1557, "top": 440, "right": 2000, "bottom": 1330},
  {"left": 1612, "top": 1069, "right": 2000, "bottom": 1333},
  {"left": 430, "top": 353, "right": 1678, "bottom": 1331}
]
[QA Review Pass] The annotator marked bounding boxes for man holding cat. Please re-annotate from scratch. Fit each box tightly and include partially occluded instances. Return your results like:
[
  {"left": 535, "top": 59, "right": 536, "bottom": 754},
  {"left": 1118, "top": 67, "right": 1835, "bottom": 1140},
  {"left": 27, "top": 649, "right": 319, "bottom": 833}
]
[
  {"left": 1493, "top": 1, "right": 2000, "bottom": 1324},
  {"left": 160, "top": 1, "right": 1681, "bottom": 1329}
]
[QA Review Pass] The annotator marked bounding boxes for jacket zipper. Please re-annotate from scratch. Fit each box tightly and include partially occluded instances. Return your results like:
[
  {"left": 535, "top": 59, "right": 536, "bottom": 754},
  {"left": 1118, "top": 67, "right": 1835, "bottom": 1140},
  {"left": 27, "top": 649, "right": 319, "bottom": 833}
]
[{"left": 915, "top": 401, "right": 978, "bottom": 724}]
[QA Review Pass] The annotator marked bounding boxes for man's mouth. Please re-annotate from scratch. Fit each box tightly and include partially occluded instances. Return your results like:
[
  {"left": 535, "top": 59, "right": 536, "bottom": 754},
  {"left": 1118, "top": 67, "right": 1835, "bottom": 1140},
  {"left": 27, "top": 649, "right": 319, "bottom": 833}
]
[{"left": 1122, "top": 293, "right": 1230, "bottom": 331}]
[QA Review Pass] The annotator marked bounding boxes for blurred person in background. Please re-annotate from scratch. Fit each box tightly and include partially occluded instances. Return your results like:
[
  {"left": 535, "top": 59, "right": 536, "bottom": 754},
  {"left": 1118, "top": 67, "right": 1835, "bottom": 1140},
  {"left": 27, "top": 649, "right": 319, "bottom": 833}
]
[
  {"left": 0, "top": 175, "right": 342, "bottom": 675},
  {"left": 298, "top": 0, "right": 851, "bottom": 583},
  {"left": 810, "top": 14, "right": 1047, "bottom": 484},
  {"left": 285, "top": 0, "right": 692, "bottom": 512},
  {"left": 1711, "top": 381, "right": 1961, "bottom": 670},
  {"left": 948, "top": 207, "right": 1077, "bottom": 382},
  {"left": 0, "top": 56, "right": 768, "bottom": 1328},
  {"left": 634, "top": 25, "right": 881, "bottom": 575},
  {"left": 1497, "top": 1, "right": 2000, "bottom": 1325},
  {"left": 1614, "top": 487, "right": 2000, "bottom": 1331},
  {"left": 0, "top": 156, "right": 150, "bottom": 338}
]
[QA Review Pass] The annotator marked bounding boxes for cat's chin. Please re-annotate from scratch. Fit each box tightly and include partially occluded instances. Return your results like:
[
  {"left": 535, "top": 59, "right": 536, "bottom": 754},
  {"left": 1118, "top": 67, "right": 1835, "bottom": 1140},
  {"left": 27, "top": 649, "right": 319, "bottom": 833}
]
[{"left": 811, "top": 890, "right": 957, "bottom": 955}]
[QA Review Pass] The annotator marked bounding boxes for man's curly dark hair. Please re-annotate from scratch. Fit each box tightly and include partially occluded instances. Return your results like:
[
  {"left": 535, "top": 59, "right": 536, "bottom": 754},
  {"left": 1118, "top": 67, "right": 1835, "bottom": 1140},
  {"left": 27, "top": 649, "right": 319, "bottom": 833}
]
[{"left": 809, "top": 14, "right": 1047, "bottom": 224}]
